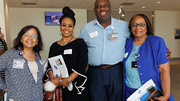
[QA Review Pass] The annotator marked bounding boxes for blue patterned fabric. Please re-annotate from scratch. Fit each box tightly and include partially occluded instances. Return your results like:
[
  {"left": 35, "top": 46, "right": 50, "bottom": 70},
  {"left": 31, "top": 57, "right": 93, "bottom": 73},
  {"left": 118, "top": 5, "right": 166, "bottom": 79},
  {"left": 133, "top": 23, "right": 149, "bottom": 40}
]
[{"left": 0, "top": 49, "right": 44, "bottom": 101}]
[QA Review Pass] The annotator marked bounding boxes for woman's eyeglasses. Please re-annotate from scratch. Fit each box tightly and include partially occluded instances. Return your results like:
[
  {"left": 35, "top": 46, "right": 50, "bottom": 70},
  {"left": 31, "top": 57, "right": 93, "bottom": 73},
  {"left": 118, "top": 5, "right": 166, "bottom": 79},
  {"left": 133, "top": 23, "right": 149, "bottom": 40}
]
[{"left": 131, "top": 23, "right": 146, "bottom": 28}]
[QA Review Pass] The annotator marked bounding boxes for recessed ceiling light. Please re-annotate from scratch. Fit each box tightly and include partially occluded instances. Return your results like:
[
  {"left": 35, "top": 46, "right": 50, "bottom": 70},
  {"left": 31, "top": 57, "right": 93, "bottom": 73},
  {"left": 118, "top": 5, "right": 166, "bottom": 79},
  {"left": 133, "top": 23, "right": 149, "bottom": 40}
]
[
  {"left": 157, "top": 1, "right": 161, "bottom": 4},
  {"left": 142, "top": 6, "right": 146, "bottom": 9}
]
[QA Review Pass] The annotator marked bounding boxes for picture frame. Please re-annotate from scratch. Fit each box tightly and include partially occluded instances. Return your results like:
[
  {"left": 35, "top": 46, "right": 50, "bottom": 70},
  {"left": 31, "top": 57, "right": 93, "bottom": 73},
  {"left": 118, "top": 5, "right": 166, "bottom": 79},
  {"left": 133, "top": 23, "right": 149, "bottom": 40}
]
[
  {"left": 45, "top": 12, "right": 63, "bottom": 25},
  {"left": 174, "top": 28, "right": 180, "bottom": 39}
]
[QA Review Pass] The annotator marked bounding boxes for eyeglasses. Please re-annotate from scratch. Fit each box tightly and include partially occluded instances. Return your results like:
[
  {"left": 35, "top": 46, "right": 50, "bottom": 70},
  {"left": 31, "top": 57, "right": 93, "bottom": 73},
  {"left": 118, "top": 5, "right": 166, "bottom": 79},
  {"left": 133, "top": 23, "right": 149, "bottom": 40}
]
[
  {"left": 24, "top": 33, "right": 37, "bottom": 39},
  {"left": 131, "top": 23, "right": 146, "bottom": 28}
]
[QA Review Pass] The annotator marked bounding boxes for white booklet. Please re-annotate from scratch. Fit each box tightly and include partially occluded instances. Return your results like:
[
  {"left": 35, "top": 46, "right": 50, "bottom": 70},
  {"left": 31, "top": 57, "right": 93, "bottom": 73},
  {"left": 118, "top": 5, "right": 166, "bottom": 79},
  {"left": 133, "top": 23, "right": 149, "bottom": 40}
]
[
  {"left": 48, "top": 55, "right": 69, "bottom": 78},
  {"left": 127, "top": 79, "right": 163, "bottom": 101},
  {"left": 48, "top": 55, "right": 73, "bottom": 91}
]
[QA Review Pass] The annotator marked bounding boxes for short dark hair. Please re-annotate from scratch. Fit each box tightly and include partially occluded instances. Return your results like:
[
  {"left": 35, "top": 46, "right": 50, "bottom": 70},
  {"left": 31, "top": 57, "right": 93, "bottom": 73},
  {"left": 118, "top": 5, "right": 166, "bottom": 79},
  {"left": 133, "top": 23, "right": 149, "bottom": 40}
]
[
  {"left": 13, "top": 25, "right": 43, "bottom": 54},
  {"left": 59, "top": 6, "right": 76, "bottom": 26},
  {"left": 129, "top": 14, "right": 154, "bottom": 37}
]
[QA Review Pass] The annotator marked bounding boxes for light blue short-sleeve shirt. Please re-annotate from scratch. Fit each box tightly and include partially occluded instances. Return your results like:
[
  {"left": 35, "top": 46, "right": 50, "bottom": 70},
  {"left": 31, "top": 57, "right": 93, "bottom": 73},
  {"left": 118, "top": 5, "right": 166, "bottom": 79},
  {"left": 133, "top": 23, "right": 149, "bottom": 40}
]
[{"left": 79, "top": 17, "right": 130, "bottom": 66}]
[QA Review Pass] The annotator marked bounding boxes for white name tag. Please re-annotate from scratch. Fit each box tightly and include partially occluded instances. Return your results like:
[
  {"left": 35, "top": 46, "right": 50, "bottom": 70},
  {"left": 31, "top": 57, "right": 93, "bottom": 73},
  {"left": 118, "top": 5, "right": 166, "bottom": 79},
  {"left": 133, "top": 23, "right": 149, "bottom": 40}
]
[
  {"left": 124, "top": 52, "right": 128, "bottom": 58},
  {"left": 13, "top": 59, "right": 24, "bottom": 69},
  {"left": 90, "top": 31, "right": 98, "bottom": 38},
  {"left": 64, "top": 49, "right": 72, "bottom": 55}
]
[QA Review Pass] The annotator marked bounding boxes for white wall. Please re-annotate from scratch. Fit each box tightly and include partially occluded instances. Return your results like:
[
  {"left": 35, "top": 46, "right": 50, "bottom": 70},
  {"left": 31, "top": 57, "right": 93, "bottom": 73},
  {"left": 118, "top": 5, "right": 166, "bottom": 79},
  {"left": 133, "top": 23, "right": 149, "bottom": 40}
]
[
  {"left": 0, "top": 0, "right": 6, "bottom": 39},
  {"left": 154, "top": 11, "right": 180, "bottom": 58},
  {"left": 9, "top": 8, "right": 87, "bottom": 61},
  {"left": 4, "top": 0, "right": 11, "bottom": 48}
]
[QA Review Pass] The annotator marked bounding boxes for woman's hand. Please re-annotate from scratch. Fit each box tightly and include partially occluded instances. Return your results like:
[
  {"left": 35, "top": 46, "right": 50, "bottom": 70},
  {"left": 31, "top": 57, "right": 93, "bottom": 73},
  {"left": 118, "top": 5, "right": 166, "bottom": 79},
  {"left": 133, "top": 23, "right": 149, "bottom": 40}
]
[
  {"left": 50, "top": 75, "right": 62, "bottom": 86},
  {"left": 154, "top": 96, "right": 168, "bottom": 101},
  {"left": 59, "top": 72, "right": 78, "bottom": 87},
  {"left": 59, "top": 78, "right": 71, "bottom": 87}
]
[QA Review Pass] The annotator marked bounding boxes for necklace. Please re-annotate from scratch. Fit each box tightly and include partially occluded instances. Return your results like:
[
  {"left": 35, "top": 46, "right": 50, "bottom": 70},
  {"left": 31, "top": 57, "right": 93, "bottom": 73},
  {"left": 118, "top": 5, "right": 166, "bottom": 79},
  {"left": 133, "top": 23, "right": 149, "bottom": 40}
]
[
  {"left": 59, "top": 36, "right": 74, "bottom": 46},
  {"left": 132, "top": 43, "right": 141, "bottom": 59}
]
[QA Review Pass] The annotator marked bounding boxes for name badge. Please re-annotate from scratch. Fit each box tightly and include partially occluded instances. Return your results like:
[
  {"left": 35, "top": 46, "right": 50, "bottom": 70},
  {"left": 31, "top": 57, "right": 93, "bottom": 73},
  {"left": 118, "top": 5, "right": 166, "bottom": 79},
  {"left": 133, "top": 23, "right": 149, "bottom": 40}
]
[
  {"left": 109, "top": 33, "right": 118, "bottom": 41},
  {"left": 132, "top": 61, "right": 138, "bottom": 69},
  {"left": 124, "top": 52, "right": 128, "bottom": 58},
  {"left": 90, "top": 31, "right": 98, "bottom": 38},
  {"left": 13, "top": 59, "right": 25, "bottom": 69},
  {"left": 64, "top": 49, "right": 72, "bottom": 55}
]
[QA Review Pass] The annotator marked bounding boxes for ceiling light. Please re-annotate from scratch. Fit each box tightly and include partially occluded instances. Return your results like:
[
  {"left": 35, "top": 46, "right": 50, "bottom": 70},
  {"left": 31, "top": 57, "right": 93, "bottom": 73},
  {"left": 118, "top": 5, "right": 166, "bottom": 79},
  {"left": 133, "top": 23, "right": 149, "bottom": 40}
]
[
  {"left": 157, "top": 1, "right": 161, "bottom": 4},
  {"left": 21, "top": 0, "right": 36, "bottom": 6},
  {"left": 119, "top": 6, "right": 125, "bottom": 21},
  {"left": 22, "top": 3, "right": 36, "bottom": 6},
  {"left": 120, "top": 2, "right": 135, "bottom": 6},
  {"left": 142, "top": 6, "right": 146, "bottom": 9}
]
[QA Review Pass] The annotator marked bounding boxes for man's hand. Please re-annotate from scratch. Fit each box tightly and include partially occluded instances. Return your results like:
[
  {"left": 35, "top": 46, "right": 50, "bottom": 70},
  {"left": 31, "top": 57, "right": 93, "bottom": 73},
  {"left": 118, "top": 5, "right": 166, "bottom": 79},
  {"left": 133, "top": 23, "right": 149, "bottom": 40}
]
[{"left": 166, "top": 48, "right": 171, "bottom": 60}]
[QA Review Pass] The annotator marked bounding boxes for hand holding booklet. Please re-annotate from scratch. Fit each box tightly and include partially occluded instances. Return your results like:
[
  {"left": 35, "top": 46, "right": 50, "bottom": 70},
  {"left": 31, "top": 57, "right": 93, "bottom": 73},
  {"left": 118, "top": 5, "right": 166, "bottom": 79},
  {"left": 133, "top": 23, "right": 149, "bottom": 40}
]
[
  {"left": 127, "top": 79, "right": 163, "bottom": 101},
  {"left": 48, "top": 55, "right": 68, "bottom": 78},
  {"left": 48, "top": 55, "right": 73, "bottom": 91}
]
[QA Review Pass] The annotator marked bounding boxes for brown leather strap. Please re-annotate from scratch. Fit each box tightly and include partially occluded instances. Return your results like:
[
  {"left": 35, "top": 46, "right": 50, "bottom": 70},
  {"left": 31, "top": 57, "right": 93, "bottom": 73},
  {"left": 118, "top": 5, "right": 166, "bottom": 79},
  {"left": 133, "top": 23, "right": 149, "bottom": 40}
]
[{"left": 90, "top": 62, "right": 122, "bottom": 70}]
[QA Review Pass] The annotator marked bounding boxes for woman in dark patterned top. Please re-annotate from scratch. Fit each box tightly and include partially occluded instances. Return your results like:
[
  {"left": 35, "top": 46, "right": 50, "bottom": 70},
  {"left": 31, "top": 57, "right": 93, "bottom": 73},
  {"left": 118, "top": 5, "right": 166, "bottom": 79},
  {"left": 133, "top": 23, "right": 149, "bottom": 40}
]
[
  {"left": 0, "top": 25, "right": 44, "bottom": 101},
  {"left": 46, "top": 6, "right": 89, "bottom": 101}
]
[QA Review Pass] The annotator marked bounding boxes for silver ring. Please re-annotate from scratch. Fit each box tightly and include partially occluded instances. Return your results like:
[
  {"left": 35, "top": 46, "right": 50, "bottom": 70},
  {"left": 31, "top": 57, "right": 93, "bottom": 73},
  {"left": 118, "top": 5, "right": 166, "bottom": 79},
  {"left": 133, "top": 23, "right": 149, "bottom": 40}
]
[{"left": 59, "top": 79, "right": 62, "bottom": 82}]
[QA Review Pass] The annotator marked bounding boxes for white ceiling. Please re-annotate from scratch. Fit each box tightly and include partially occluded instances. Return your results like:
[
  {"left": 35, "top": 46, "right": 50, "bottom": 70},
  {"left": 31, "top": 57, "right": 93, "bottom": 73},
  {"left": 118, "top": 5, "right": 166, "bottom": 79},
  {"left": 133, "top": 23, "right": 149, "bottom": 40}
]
[{"left": 8, "top": 0, "right": 180, "bottom": 11}]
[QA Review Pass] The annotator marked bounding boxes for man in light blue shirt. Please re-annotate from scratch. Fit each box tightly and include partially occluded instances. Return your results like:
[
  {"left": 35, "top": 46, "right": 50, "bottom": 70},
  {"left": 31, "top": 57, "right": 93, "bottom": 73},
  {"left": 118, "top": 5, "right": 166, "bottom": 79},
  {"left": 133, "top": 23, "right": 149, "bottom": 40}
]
[{"left": 79, "top": 0, "right": 130, "bottom": 100}]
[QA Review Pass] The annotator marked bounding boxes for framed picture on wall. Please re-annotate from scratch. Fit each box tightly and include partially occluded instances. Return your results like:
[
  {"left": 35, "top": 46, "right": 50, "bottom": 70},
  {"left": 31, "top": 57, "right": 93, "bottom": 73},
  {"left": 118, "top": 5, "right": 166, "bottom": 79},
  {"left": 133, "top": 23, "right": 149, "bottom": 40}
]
[
  {"left": 174, "top": 28, "right": 180, "bottom": 39},
  {"left": 45, "top": 12, "right": 63, "bottom": 25}
]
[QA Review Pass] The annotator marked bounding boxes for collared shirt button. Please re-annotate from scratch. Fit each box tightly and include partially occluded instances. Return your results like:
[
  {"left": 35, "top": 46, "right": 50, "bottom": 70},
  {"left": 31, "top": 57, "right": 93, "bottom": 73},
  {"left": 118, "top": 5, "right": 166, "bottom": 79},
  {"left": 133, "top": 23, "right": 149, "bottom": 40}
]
[
  {"left": 140, "top": 73, "right": 142, "bottom": 75},
  {"left": 142, "top": 81, "right": 144, "bottom": 83},
  {"left": 139, "top": 66, "right": 140, "bottom": 68}
]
